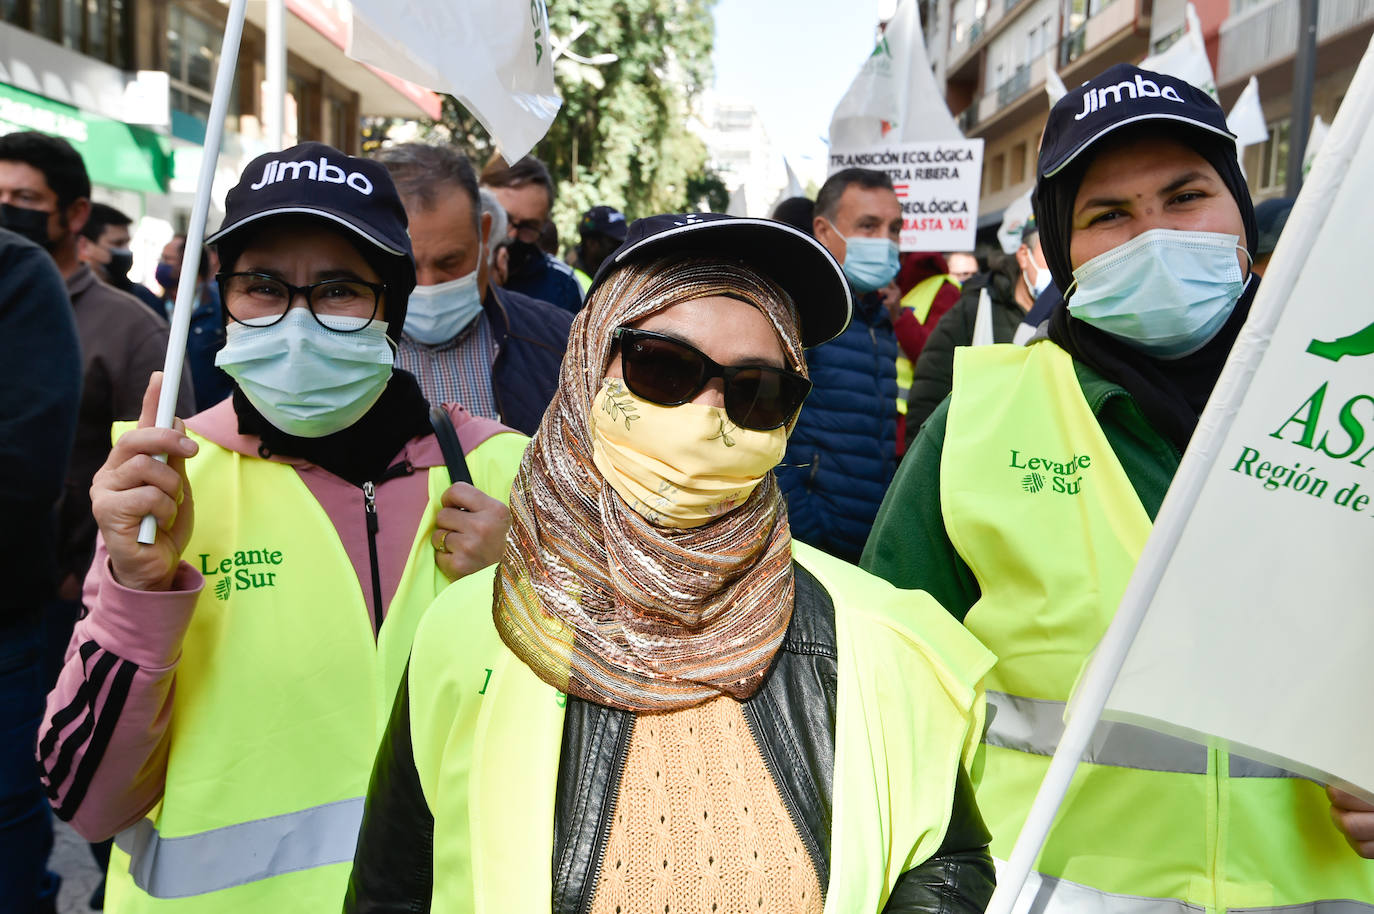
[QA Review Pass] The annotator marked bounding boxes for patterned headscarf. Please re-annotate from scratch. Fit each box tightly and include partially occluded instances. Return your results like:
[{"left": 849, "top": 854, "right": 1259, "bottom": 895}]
[{"left": 493, "top": 255, "right": 807, "bottom": 712}]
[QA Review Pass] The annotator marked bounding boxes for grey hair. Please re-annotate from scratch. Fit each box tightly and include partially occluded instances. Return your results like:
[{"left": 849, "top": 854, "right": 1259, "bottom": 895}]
[
  {"left": 372, "top": 143, "right": 479, "bottom": 229},
  {"left": 479, "top": 187, "right": 508, "bottom": 246}
]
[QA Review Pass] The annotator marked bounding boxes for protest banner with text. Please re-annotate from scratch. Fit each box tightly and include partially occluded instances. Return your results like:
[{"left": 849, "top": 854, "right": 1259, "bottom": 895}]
[{"left": 828, "top": 140, "right": 983, "bottom": 251}]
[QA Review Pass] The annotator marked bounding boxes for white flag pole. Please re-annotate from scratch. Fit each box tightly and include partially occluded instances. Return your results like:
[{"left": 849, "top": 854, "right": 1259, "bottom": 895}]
[
  {"left": 137, "top": 0, "right": 249, "bottom": 545},
  {"left": 985, "top": 35, "right": 1374, "bottom": 914}
]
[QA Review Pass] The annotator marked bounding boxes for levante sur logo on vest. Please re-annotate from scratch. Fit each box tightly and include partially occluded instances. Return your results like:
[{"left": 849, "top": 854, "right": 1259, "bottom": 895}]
[
  {"left": 1009, "top": 450, "right": 1093, "bottom": 495},
  {"left": 199, "top": 549, "right": 285, "bottom": 600}
]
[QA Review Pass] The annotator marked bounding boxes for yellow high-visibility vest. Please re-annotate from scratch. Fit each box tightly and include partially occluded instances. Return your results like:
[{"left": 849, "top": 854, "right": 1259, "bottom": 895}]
[
  {"left": 942, "top": 342, "right": 1374, "bottom": 913},
  {"left": 896, "top": 274, "right": 960, "bottom": 414},
  {"left": 406, "top": 541, "right": 994, "bottom": 913},
  {"left": 102, "top": 425, "right": 527, "bottom": 913}
]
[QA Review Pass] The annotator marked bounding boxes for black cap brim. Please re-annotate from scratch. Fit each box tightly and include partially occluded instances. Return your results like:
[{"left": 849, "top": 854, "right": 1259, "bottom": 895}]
[{"left": 587, "top": 218, "right": 851, "bottom": 348}]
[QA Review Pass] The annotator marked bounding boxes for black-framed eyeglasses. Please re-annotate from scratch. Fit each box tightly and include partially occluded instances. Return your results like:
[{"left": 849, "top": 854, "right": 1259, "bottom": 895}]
[
  {"left": 613, "top": 327, "right": 811, "bottom": 431},
  {"left": 216, "top": 271, "right": 385, "bottom": 333},
  {"left": 508, "top": 218, "right": 544, "bottom": 242}
]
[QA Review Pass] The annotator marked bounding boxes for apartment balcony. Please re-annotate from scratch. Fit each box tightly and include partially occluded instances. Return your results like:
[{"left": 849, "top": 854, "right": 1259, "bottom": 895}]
[
  {"left": 1061, "top": 24, "right": 1088, "bottom": 65},
  {"left": 947, "top": 0, "right": 1015, "bottom": 79},
  {"left": 1218, "top": 0, "right": 1374, "bottom": 85},
  {"left": 1059, "top": 0, "right": 1150, "bottom": 80},
  {"left": 976, "top": 54, "right": 1048, "bottom": 125},
  {"left": 996, "top": 64, "right": 1032, "bottom": 106}
]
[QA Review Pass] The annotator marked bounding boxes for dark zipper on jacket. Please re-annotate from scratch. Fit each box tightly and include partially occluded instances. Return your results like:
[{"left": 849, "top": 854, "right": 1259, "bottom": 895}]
[
  {"left": 740, "top": 700, "right": 828, "bottom": 901},
  {"left": 576, "top": 713, "right": 636, "bottom": 914},
  {"left": 360, "top": 460, "right": 415, "bottom": 641}
]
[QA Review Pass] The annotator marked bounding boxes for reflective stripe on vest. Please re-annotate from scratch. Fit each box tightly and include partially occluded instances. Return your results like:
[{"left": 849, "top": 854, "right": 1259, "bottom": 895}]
[
  {"left": 408, "top": 541, "right": 995, "bottom": 914},
  {"left": 896, "top": 352, "right": 914, "bottom": 415},
  {"left": 114, "top": 798, "right": 363, "bottom": 899},
  {"left": 985, "top": 691, "right": 1208, "bottom": 774},
  {"left": 945, "top": 343, "right": 1374, "bottom": 910},
  {"left": 985, "top": 692, "right": 1312, "bottom": 779},
  {"left": 101, "top": 427, "right": 528, "bottom": 912},
  {"left": 1003, "top": 862, "right": 1374, "bottom": 914}
]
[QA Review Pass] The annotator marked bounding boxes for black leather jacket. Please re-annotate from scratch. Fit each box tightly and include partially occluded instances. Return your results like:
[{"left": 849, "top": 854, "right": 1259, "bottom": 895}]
[{"left": 345, "top": 564, "right": 995, "bottom": 912}]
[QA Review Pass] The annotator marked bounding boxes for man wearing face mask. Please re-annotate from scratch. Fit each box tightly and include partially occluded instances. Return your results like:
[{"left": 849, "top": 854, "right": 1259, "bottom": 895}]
[
  {"left": 480, "top": 154, "right": 584, "bottom": 315},
  {"left": 154, "top": 234, "right": 236, "bottom": 410},
  {"left": 865, "top": 63, "right": 1374, "bottom": 910},
  {"left": 773, "top": 167, "right": 901, "bottom": 564},
  {"left": 0, "top": 131, "right": 194, "bottom": 637},
  {"left": 78, "top": 203, "right": 163, "bottom": 312},
  {"left": 38, "top": 142, "right": 529, "bottom": 914},
  {"left": 902, "top": 222, "right": 1050, "bottom": 438},
  {"left": 376, "top": 144, "right": 573, "bottom": 436}
]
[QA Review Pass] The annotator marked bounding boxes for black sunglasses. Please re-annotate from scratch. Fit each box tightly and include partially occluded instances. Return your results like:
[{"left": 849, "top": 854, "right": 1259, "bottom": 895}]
[{"left": 613, "top": 327, "right": 811, "bottom": 431}]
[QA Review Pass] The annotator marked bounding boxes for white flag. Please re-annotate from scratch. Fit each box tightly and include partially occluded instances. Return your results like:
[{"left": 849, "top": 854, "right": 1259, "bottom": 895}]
[
  {"left": 997, "top": 188, "right": 1034, "bottom": 255},
  {"left": 769, "top": 158, "right": 806, "bottom": 215},
  {"left": 1304, "top": 114, "right": 1330, "bottom": 175},
  {"left": 726, "top": 184, "right": 749, "bottom": 217},
  {"left": 1226, "top": 76, "right": 1269, "bottom": 147},
  {"left": 828, "top": 0, "right": 961, "bottom": 148},
  {"left": 1045, "top": 64, "right": 1068, "bottom": 106},
  {"left": 1140, "top": 4, "right": 1216, "bottom": 99},
  {"left": 1102, "top": 41, "right": 1374, "bottom": 799},
  {"left": 347, "top": 0, "right": 562, "bottom": 163}
]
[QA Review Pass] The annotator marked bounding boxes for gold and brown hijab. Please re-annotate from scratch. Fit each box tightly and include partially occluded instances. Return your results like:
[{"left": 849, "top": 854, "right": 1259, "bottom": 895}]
[{"left": 493, "top": 255, "right": 807, "bottom": 712}]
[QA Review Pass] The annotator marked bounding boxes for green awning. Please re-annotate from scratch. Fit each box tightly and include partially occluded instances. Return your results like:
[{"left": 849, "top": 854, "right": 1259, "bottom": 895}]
[{"left": 0, "top": 82, "right": 172, "bottom": 193}]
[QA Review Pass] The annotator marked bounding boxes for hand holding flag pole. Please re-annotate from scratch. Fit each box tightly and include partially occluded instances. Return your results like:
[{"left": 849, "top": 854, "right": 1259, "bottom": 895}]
[{"left": 136, "top": 0, "right": 248, "bottom": 545}]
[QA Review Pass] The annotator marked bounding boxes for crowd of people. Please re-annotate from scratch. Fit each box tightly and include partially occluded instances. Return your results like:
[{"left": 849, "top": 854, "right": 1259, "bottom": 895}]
[{"left": 0, "top": 60, "right": 1367, "bottom": 914}]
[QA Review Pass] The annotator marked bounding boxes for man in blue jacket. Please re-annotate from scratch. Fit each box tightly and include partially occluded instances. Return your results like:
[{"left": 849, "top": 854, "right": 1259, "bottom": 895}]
[
  {"left": 776, "top": 168, "right": 901, "bottom": 563},
  {"left": 480, "top": 154, "right": 583, "bottom": 316},
  {"left": 376, "top": 143, "right": 573, "bottom": 436}
]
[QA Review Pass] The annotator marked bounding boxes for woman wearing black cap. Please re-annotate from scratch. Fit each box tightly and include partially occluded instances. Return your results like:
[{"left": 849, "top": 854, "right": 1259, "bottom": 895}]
[
  {"left": 344, "top": 213, "right": 997, "bottom": 913},
  {"left": 865, "top": 64, "right": 1374, "bottom": 911},
  {"left": 37, "top": 143, "right": 529, "bottom": 913}
]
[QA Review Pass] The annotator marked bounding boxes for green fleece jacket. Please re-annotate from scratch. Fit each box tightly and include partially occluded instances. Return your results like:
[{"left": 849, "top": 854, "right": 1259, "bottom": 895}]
[{"left": 861, "top": 354, "right": 1181, "bottom": 622}]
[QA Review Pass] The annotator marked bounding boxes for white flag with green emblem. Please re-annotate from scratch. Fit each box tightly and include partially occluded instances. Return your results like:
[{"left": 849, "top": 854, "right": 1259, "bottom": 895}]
[
  {"left": 828, "top": 0, "right": 961, "bottom": 147},
  {"left": 1100, "top": 37, "right": 1374, "bottom": 799},
  {"left": 347, "top": 0, "right": 562, "bottom": 162}
]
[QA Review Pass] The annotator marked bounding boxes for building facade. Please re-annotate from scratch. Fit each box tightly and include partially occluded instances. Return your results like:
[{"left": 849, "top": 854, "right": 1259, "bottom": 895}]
[
  {"left": 1218, "top": 0, "right": 1374, "bottom": 201},
  {"left": 693, "top": 90, "right": 809, "bottom": 218},
  {"left": 0, "top": 0, "right": 438, "bottom": 286},
  {"left": 916, "top": 0, "right": 1371, "bottom": 238}
]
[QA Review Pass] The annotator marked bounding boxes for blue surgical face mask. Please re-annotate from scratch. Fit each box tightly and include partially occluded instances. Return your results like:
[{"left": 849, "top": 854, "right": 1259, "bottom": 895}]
[
  {"left": 842, "top": 236, "right": 901, "bottom": 293},
  {"left": 215, "top": 307, "right": 395, "bottom": 438},
  {"left": 1066, "top": 228, "right": 1248, "bottom": 359},
  {"left": 404, "top": 268, "right": 483, "bottom": 345}
]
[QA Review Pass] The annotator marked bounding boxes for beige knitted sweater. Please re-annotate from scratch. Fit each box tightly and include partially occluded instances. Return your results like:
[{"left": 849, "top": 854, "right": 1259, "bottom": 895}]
[{"left": 589, "top": 695, "right": 824, "bottom": 914}]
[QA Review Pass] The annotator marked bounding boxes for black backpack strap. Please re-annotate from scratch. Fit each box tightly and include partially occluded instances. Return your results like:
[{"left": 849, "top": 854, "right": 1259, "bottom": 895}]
[{"left": 427, "top": 406, "right": 473, "bottom": 486}]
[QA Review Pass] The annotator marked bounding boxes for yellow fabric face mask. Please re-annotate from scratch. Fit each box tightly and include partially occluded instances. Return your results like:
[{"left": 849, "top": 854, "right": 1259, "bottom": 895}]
[{"left": 591, "top": 379, "right": 787, "bottom": 529}]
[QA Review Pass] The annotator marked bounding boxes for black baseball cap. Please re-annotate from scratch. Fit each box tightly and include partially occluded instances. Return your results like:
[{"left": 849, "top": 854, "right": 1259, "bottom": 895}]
[
  {"left": 1039, "top": 64, "right": 1235, "bottom": 179},
  {"left": 207, "top": 142, "right": 417, "bottom": 336},
  {"left": 586, "top": 213, "right": 851, "bottom": 348},
  {"left": 579, "top": 205, "right": 629, "bottom": 242}
]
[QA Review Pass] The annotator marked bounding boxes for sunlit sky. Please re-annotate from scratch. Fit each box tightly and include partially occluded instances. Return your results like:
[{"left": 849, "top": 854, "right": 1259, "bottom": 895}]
[{"left": 710, "top": 0, "right": 892, "bottom": 179}]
